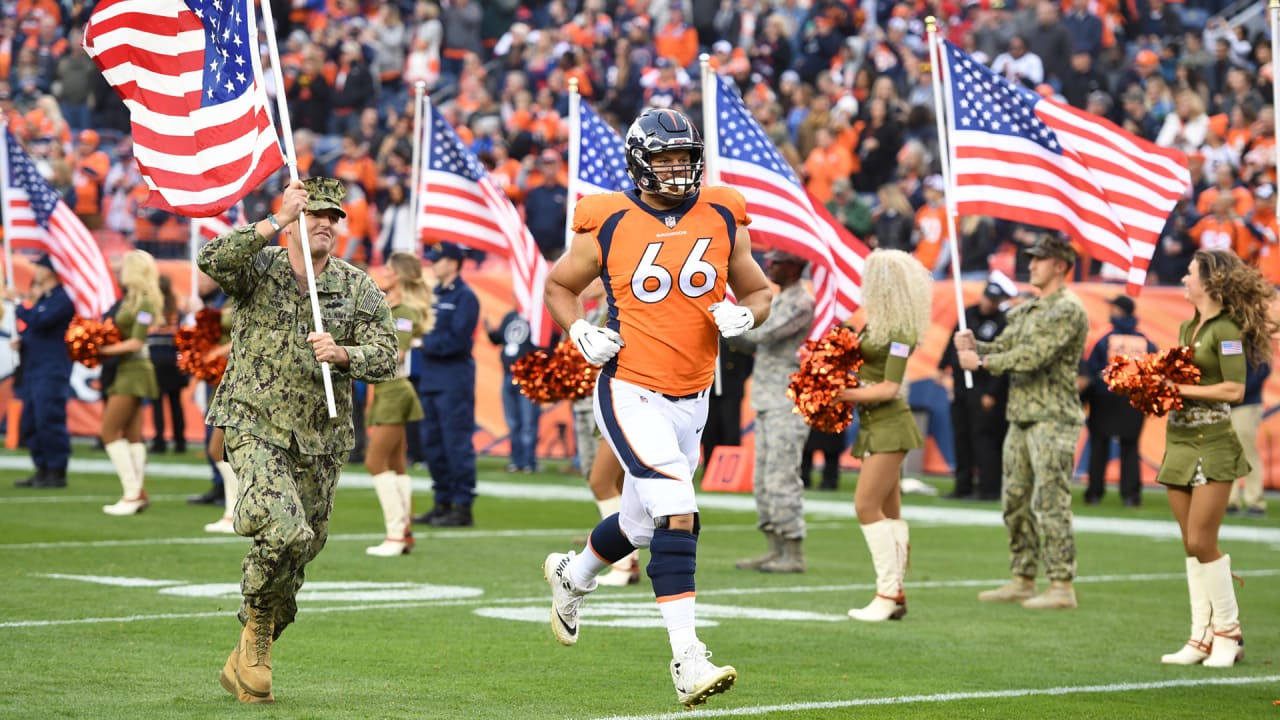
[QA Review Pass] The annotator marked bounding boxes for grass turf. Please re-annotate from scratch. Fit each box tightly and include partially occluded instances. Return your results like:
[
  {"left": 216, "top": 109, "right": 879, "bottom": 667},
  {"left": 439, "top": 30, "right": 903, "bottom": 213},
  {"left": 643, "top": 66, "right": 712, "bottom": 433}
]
[{"left": 0, "top": 447, "right": 1277, "bottom": 719}]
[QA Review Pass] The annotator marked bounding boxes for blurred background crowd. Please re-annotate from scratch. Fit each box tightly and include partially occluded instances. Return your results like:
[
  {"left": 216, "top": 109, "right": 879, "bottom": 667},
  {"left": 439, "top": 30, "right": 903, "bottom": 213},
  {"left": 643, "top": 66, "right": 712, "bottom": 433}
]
[{"left": 1, "top": 0, "right": 1275, "bottom": 286}]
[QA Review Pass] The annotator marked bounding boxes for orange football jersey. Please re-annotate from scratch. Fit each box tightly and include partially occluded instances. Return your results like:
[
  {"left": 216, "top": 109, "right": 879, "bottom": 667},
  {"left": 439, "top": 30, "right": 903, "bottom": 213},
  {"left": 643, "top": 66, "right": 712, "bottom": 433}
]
[{"left": 573, "top": 186, "right": 750, "bottom": 396}]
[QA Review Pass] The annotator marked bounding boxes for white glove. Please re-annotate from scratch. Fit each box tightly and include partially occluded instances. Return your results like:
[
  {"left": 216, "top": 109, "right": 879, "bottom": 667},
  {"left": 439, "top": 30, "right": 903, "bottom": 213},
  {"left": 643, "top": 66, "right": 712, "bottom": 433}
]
[
  {"left": 569, "top": 319, "right": 624, "bottom": 366},
  {"left": 709, "top": 301, "right": 754, "bottom": 338}
]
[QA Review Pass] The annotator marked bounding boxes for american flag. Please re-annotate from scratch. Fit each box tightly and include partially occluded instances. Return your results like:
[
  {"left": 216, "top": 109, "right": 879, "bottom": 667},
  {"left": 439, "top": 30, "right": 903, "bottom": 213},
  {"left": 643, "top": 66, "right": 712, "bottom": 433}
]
[
  {"left": 417, "top": 102, "right": 553, "bottom": 346},
  {"left": 572, "top": 101, "right": 633, "bottom": 197},
  {"left": 194, "top": 202, "right": 244, "bottom": 241},
  {"left": 940, "top": 40, "right": 1189, "bottom": 292},
  {"left": 83, "top": 0, "right": 283, "bottom": 218},
  {"left": 709, "top": 76, "right": 869, "bottom": 339},
  {"left": 1, "top": 130, "right": 118, "bottom": 318}
]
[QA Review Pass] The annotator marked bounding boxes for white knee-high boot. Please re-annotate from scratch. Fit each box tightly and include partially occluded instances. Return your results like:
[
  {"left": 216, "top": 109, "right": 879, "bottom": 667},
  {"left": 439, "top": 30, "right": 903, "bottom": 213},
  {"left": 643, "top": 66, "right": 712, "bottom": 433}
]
[
  {"left": 205, "top": 461, "right": 239, "bottom": 534},
  {"left": 1202, "top": 554, "right": 1244, "bottom": 667},
  {"left": 849, "top": 520, "right": 906, "bottom": 622},
  {"left": 1161, "top": 557, "right": 1212, "bottom": 664},
  {"left": 595, "top": 496, "right": 640, "bottom": 586},
  {"left": 368, "top": 472, "right": 410, "bottom": 556},
  {"left": 890, "top": 518, "right": 909, "bottom": 582},
  {"left": 129, "top": 442, "right": 147, "bottom": 489},
  {"left": 396, "top": 473, "right": 415, "bottom": 546},
  {"left": 103, "top": 439, "right": 147, "bottom": 515}
]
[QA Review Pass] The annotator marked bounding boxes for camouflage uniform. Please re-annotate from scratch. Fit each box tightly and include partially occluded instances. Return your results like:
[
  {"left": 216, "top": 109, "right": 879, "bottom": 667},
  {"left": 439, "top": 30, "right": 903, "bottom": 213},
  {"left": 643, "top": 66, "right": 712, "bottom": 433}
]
[
  {"left": 741, "top": 282, "right": 814, "bottom": 540},
  {"left": 978, "top": 286, "right": 1087, "bottom": 582},
  {"left": 198, "top": 178, "right": 397, "bottom": 635}
]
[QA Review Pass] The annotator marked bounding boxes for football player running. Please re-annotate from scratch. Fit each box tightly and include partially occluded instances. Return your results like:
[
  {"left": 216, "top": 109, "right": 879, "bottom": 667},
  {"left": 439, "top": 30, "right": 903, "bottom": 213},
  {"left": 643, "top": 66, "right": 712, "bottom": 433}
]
[{"left": 542, "top": 107, "right": 772, "bottom": 708}]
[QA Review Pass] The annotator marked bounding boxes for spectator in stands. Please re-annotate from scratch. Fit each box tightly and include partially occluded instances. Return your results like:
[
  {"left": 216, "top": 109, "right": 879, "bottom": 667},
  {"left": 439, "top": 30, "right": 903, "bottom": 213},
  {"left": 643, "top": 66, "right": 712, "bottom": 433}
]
[
  {"left": 1191, "top": 194, "right": 1251, "bottom": 262},
  {"left": 1197, "top": 162, "right": 1253, "bottom": 219},
  {"left": 802, "top": 126, "right": 853, "bottom": 204},
  {"left": 1023, "top": 1, "right": 1072, "bottom": 86},
  {"left": 71, "top": 128, "right": 109, "bottom": 230},
  {"left": 1120, "top": 88, "right": 1160, "bottom": 142},
  {"left": 1249, "top": 184, "right": 1280, "bottom": 285},
  {"left": 285, "top": 46, "right": 331, "bottom": 135},
  {"left": 957, "top": 215, "right": 1000, "bottom": 280},
  {"left": 870, "top": 182, "right": 914, "bottom": 252},
  {"left": 913, "top": 175, "right": 950, "bottom": 277},
  {"left": 991, "top": 34, "right": 1043, "bottom": 89},
  {"left": 53, "top": 28, "right": 95, "bottom": 131},
  {"left": 1156, "top": 89, "right": 1210, "bottom": 153},
  {"left": 1061, "top": 0, "right": 1102, "bottom": 61},
  {"left": 1062, "top": 50, "right": 1107, "bottom": 111},
  {"left": 826, "top": 176, "right": 872, "bottom": 238},
  {"left": 854, "top": 98, "right": 903, "bottom": 193}
]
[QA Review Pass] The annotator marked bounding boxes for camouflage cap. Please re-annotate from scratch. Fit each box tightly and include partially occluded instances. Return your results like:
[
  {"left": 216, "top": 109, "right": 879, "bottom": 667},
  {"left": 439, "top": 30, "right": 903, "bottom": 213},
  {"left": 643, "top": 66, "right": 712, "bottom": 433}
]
[
  {"left": 1023, "top": 233, "right": 1076, "bottom": 264},
  {"left": 302, "top": 177, "right": 347, "bottom": 218}
]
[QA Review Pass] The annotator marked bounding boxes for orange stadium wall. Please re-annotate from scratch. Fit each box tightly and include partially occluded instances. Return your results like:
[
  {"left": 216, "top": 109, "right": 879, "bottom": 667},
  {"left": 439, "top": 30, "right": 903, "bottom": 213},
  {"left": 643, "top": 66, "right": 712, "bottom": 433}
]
[{"left": 7, "top": 259, "right": 1280, "bottom": 491}]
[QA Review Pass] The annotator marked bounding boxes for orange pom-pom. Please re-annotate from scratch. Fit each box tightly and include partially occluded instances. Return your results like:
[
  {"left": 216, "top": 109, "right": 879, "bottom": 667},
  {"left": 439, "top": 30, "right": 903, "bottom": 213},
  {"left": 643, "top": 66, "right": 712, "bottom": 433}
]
[
  {"left": 510, "top": 339, "right": 601, "bottom": 403},
  {"left": 787, "top": 325, "right": 863, "bottom": 433},
  {"left": 1102, "top": 346, "right": 1202, "bottom": 416},
  {"left": 176, "top": 309, "right": 228, "bottom": 383},
  {"left": 65, "top": 317, "right": 122, "bottom": 368}
]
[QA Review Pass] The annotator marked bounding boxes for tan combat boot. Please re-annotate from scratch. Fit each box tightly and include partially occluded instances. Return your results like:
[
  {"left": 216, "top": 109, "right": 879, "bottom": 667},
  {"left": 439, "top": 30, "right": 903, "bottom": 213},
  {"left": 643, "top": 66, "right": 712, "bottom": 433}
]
[
  {"left": 1022, "top": 579, "right": 1078, "bottom": 609},
  {"left": 219, "top": 638, "right": 239, "bottom": 697},
  {"left": 760, "top": 538, "right": 806, "bottom": 573},
  {"left": 235, "top": 607, "right": 275, "bottom": 702},
  {"left": 735, "top": 532, "right": 782, "bottom": 571},
  {"left": 978, "top": 575, "right": 1036, "bottom": 603}
]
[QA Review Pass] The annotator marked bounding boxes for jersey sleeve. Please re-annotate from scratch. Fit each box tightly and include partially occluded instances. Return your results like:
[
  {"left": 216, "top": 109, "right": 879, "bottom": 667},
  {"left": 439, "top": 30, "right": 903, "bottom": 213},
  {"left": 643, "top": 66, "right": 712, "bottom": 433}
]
[
  {"left": 703, "top": 186, "right": 751, "bottom": 226},
  {"left": 571, "top": 193, "right": 610, "bottom": 234}
]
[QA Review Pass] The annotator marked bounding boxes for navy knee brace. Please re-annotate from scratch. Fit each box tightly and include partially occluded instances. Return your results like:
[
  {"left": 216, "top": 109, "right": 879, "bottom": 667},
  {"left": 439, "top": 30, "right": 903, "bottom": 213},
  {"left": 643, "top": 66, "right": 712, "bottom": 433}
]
[{"left": 647, "top": 527, "right": 698, "bottom": 599}]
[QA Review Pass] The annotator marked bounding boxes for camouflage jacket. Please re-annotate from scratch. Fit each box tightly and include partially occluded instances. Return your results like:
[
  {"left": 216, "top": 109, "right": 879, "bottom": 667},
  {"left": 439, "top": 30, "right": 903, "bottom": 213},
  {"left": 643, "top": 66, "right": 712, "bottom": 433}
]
[
  {"left": 197, "top": 227, "right": 398, "bottom": 454},
  {"left": 977, "top": 286, "right": 1087, "bottom": 425},
  {"left": 742, "top": 282, "right": 814, "bottom": 411}
]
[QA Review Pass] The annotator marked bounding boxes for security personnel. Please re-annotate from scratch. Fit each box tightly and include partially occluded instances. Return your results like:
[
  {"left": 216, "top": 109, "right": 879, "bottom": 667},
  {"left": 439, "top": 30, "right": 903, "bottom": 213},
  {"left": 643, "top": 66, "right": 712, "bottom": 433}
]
[
  {"left": 12, "top": 254, "right": 75, "bottom": 488},
  {"left": 957, "top": 234, "right": 1088, "bottom": 610},
  {"left": 938, "top": 275, "right": 1013, "bottom": 501},
  {"left": 412, "top": 241, "right": 480, "bottom": 527}
]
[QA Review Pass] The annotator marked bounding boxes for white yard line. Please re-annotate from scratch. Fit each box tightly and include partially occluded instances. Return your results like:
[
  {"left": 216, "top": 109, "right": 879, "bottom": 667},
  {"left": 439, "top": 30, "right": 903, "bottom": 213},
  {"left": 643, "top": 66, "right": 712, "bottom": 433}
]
[
  {"left": 4, "top": 569, "right": 1278, "bottom": 630},
  {"left": 584, "top": 676, "right": 1280, "bottom": 720}
]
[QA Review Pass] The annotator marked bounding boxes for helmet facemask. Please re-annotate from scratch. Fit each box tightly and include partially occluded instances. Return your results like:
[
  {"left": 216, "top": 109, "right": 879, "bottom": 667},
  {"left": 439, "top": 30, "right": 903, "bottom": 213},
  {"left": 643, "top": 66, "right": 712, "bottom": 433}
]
[{"left": 625, "top": 109, "right": 705, "bottom": 201}]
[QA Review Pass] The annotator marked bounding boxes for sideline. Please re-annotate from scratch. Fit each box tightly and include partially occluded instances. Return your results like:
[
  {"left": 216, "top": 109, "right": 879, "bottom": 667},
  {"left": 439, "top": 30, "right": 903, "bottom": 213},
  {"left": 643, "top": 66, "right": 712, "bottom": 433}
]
[
  {"left": 584, "top": 676, "right": 1280, "bottom": 720},
  {"left": 2, "top": 456, "right": 1277, "bottom": 545}
]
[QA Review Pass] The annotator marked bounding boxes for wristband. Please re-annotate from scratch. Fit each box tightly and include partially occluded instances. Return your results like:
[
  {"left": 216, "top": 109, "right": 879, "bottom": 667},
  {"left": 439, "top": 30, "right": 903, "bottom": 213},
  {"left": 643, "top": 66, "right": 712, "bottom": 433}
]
[{"left": 266, "top": 213, "right": 282, "bottom": 233}]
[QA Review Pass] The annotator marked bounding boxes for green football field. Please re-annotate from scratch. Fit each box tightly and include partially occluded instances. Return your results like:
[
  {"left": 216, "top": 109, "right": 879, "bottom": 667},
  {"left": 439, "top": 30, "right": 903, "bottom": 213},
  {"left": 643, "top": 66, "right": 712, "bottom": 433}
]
[{"left": 1, "top": 447, "right": 1277, "bottom": 719}]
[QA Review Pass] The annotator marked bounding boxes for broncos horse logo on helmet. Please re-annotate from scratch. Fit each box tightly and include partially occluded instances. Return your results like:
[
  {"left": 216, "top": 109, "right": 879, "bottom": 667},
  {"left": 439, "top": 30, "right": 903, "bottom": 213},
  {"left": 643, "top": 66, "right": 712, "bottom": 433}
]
[{"left": 625, "top": 108, "right": 705, "bottom": 200}]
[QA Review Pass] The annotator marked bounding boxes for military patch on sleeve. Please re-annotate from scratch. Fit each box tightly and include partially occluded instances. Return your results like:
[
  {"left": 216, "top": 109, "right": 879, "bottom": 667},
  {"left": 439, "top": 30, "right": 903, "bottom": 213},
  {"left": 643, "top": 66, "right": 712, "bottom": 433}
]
[
  {"left": 357, "top": 288, "right": 384, "bottom": 317},
  {"left": 136, "top": 310, "right": 153, "bottom": 325},
  {"left": 1221, "top": 340, "right": 1243, "bottom": 356},
  {"left": 395, "top": 317, "right": 413, "bottom": 332},
  {"left": 252, "top": 249, "right": 274, "bottom": 275},
  {"left": 889, "top": 341, "right": 911, "bottom": 358}
]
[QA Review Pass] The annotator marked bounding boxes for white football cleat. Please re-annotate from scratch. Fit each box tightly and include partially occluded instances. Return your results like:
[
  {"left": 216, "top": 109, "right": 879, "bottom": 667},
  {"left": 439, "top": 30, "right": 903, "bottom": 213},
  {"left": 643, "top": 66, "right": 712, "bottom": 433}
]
[
  {"left": 204, "top": 516, "right": 236, "bottom": 534},
  {"left": 670, "top": 642, "right": 736, "bottom": 709},
  {"left": 543, "top": 551, "right": 592, "bottom": 646}
]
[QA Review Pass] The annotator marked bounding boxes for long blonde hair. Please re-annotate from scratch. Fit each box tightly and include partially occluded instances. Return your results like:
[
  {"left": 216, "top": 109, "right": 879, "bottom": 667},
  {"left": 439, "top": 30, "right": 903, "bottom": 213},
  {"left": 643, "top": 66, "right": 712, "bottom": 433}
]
[
  {"left": 1194, "top": 249, "right": 1278, "bottom": 366},
  {"left": 119, "top": 249, "right": 163, "bottom": 317},
  {"left": 861, "top": 248, "right": 932, "bottom": 347},
  {"left": 388, "top": 251, "right": 435, "bottom": 335}
]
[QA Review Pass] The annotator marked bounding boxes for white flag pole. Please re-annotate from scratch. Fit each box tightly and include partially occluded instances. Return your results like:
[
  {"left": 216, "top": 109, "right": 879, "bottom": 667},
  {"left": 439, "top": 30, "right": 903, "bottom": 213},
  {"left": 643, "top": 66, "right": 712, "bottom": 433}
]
[
  {"left": 188, "top": 220, "right": 200, "bottom": 314},
  {"left": 699, "top": 53, "right": 724, "bottom": 397},
  {"left": 259, "top": 1, "right": 336, "bottom": 418},
  {"left": 565, "top": 77, "right": 581, "bottom": 255},
  {"left": 1272, "top": 0, "right": 1279, "bottom": 179},
  {"left": 409, "top": 80, "right": 426, "bottom": 253},
  {"left": 927, "top": 18, "right": 973, "bottom": 390},
  {"left": 0, "top": 129, "right": 13, "bottom": 292}
]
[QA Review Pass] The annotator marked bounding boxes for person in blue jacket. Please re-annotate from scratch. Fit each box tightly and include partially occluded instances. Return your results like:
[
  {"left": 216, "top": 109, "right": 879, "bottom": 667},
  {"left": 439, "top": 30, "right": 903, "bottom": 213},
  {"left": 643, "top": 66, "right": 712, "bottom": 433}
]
[
  {"left": 11, "top": 254, "right": 75, "bottom": 488},
  {"left": 412, "top": 241, "right": 480, "bottom": 527}
]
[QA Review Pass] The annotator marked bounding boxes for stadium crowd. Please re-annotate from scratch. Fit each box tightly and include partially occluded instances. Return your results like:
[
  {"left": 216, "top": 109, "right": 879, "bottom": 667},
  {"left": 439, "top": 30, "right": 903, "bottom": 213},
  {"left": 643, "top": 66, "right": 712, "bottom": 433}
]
[{"left": 0, "top": 0, "right": 1271, "bottom": 288}]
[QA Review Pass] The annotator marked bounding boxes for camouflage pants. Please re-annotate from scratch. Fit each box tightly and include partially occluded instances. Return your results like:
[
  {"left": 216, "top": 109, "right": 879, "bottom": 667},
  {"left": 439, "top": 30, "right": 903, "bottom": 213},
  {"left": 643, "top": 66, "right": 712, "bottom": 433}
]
[
  {"left": 573, "top": 401, "right": 598, "bottom": 481},
  {"left": 1002, "top": 421, "right": 1080, "bottom": 581},
  {"left": 224, "top": 428, "right": 344, "bottom": 638},
  {"left": 752, "top": 409, "right": 810, "bottom": 539}
]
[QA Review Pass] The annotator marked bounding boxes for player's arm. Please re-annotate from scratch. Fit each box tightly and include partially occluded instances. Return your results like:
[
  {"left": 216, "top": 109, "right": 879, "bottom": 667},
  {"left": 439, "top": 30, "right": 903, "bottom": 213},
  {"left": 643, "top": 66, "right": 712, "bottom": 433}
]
[
  {"left": 544, "top": 230, "right": 602, "bottom": 332},
  {"left": 714, "top": 226, "right": 772, "bottom": 334}
]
